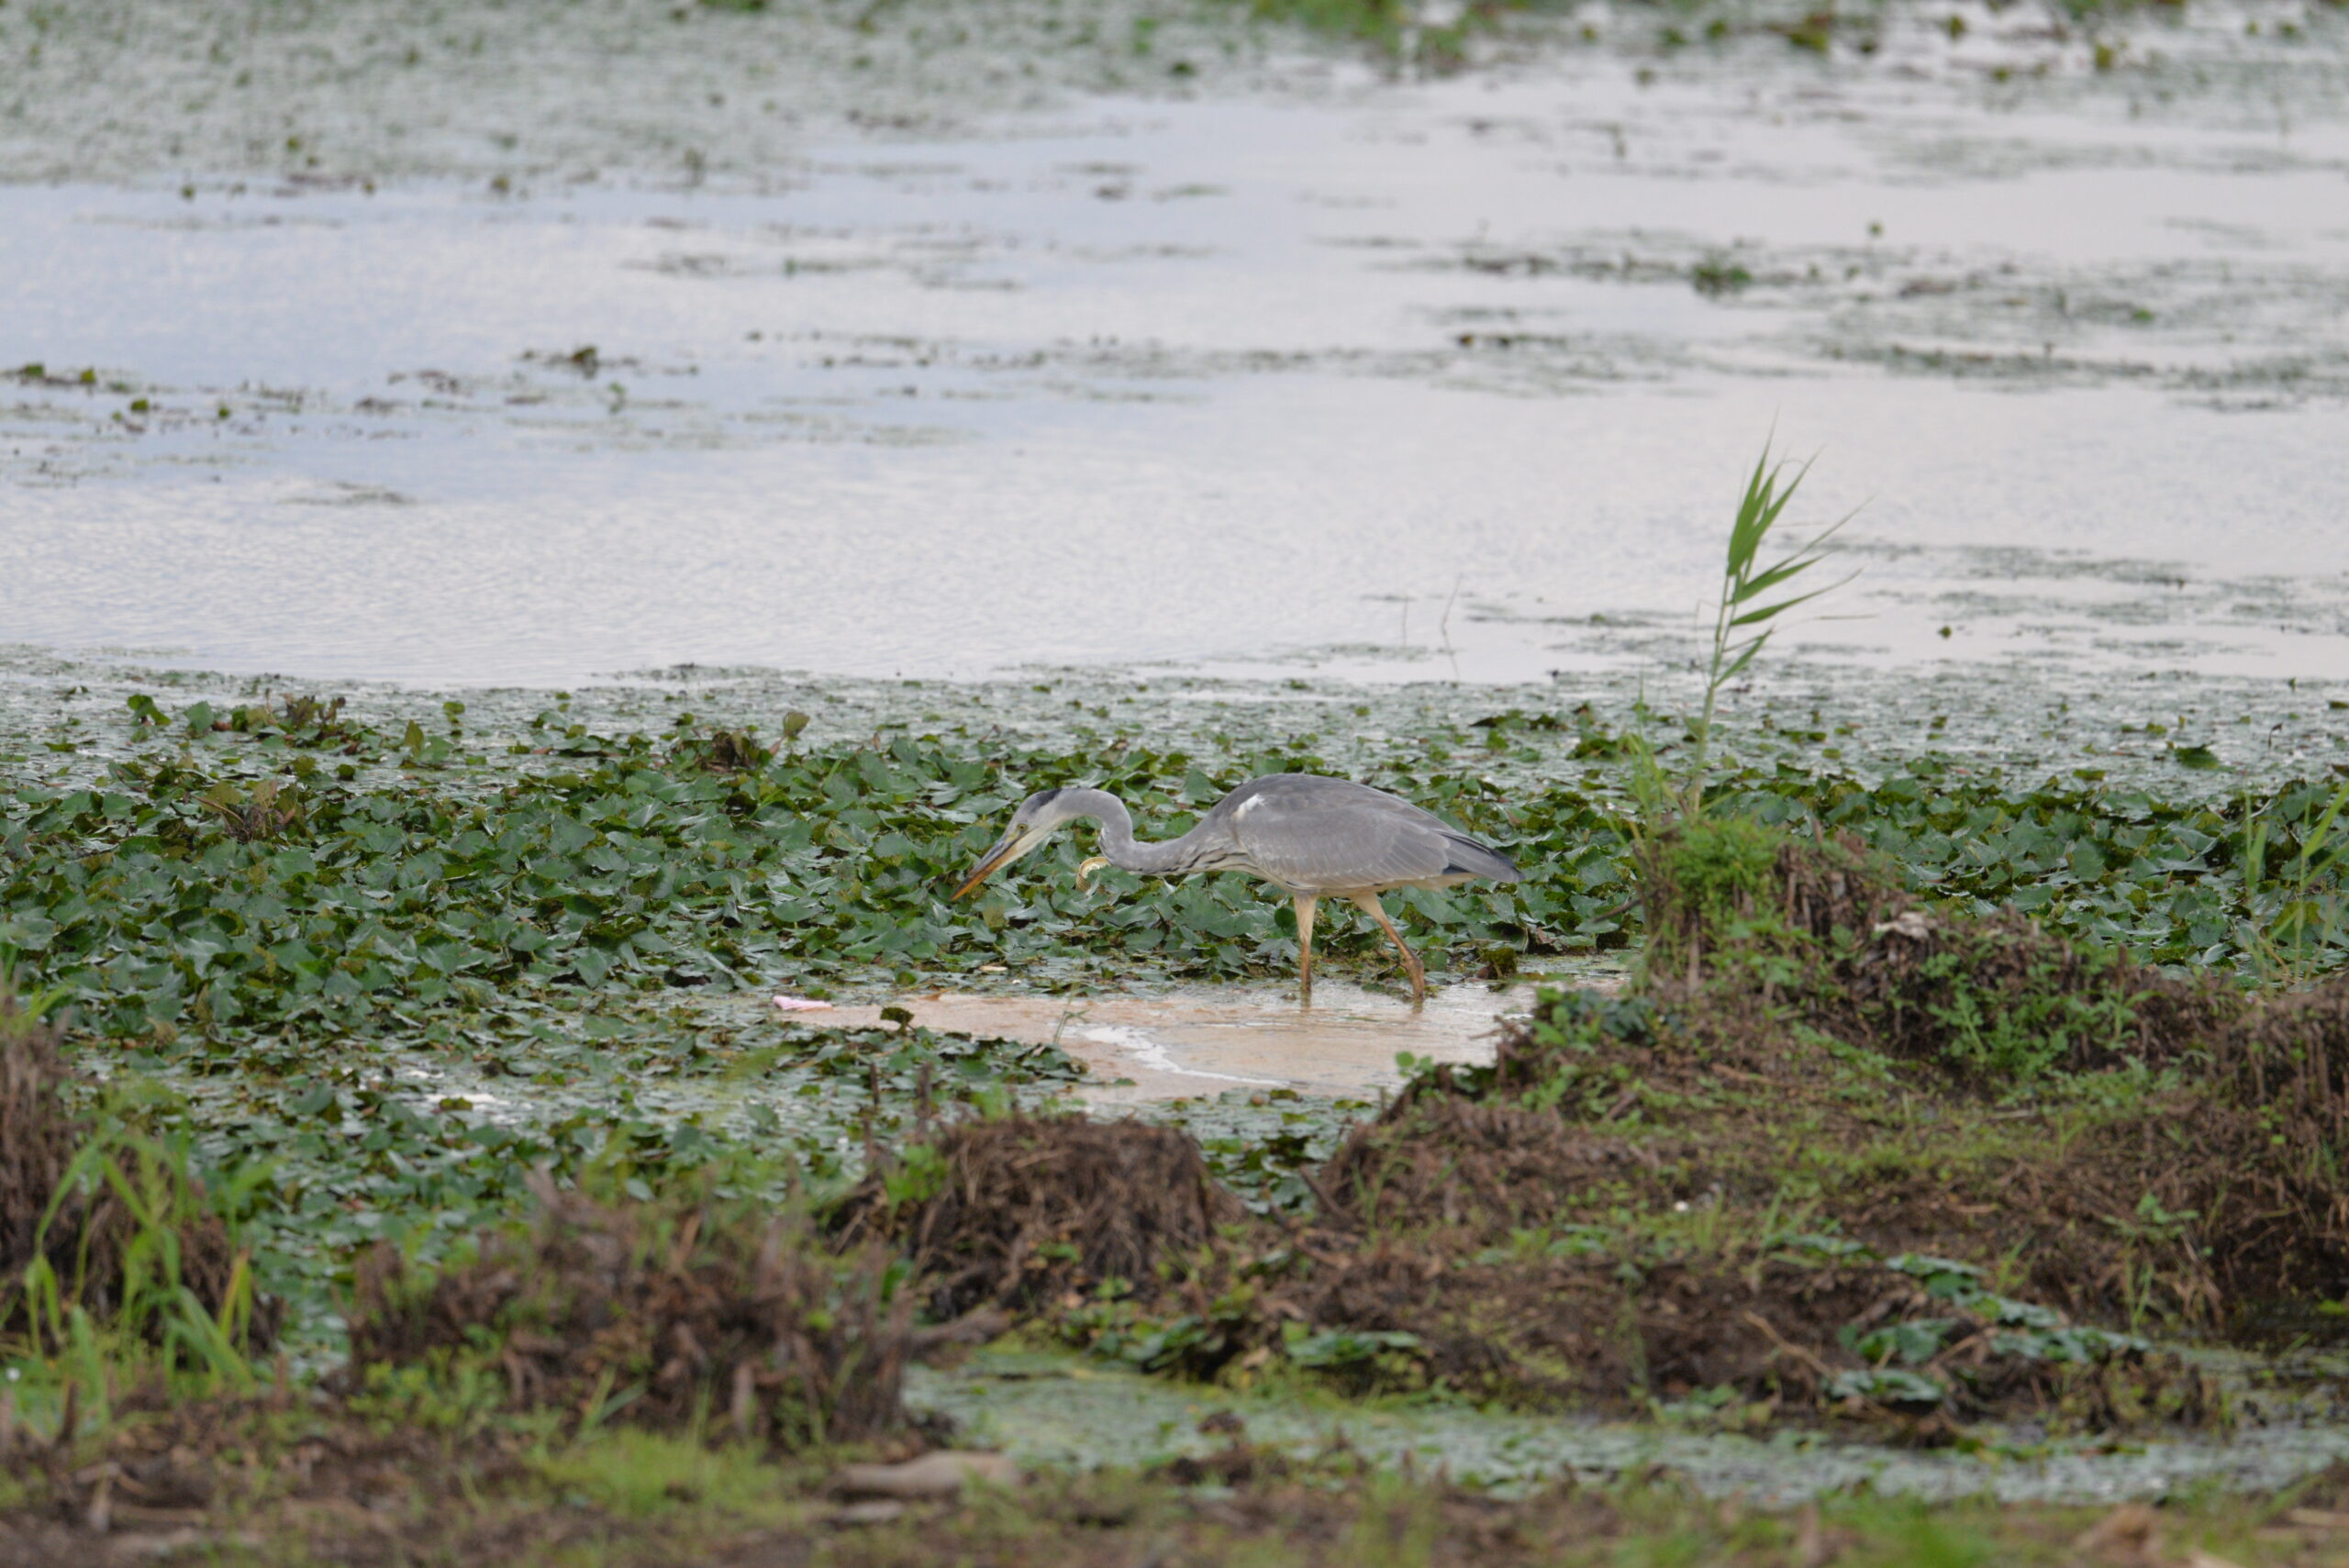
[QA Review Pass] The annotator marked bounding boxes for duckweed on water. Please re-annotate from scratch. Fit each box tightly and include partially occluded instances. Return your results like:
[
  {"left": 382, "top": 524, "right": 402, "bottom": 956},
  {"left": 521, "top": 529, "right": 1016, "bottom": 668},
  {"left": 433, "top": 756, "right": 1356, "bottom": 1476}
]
[{"left": 8, "top": 693, "right": 2349, "bottom": 1039}]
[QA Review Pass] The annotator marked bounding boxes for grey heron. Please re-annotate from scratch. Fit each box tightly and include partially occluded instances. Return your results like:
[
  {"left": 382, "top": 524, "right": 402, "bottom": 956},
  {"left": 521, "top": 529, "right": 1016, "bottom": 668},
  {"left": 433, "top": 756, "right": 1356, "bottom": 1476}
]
[{"left": 951, "top": 774, "right": 1520, "bottom": 1003}]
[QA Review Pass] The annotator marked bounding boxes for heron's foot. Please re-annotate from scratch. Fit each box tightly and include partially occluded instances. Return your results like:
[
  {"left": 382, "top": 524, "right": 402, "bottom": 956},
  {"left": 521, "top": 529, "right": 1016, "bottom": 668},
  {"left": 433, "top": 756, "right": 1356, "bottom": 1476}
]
[{"left": 1075, "top": 855, "right": 1113, "bottom": 891}]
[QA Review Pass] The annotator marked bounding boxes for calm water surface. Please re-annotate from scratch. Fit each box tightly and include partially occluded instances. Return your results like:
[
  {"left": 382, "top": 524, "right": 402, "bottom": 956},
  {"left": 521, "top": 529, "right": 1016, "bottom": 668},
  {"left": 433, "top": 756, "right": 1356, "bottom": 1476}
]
[{"left": 3, "top": 17, "right": 2345, "bottom": 686}]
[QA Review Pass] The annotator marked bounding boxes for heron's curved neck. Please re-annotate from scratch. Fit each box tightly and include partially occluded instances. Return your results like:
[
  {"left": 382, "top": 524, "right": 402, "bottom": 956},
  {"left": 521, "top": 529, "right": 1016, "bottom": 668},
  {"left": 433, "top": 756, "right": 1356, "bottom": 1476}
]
[{"left": 1059, "top": 788, "right": 1214, "bottom": 876}]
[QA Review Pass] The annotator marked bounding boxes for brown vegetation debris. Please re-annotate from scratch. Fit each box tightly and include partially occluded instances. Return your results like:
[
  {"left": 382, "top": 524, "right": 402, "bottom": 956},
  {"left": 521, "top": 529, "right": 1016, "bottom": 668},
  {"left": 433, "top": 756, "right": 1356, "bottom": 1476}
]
[
  {"left": 1317, "top": 985, "right": 2215, "bottom": 1329},
  {"left": 0, "top": 988, "right": 77, "bottom": 1281},
  {"left": 823, "top": 1051, "right": 2213, "bottom": 1431},
  {"left": 1282, "top": 1244, "right": 2217, "bottom": 1435},
  {"left": 2075, "top": 1501, "right": 2166, "bottom": 1567},
  {"left": 834, "top": 1115, "right": 1249, "bottom": 1318},
  {"left": 0, "top": 1389, "right": 538, "bottom": 1568},
  {"left": 1149, "top": 1437, "right": 1295, "bottom": 1489},
  {"left": 346, "top": 1171, "right": 955, "bottom": 1448},
  {"left": 17, "top": 1445, "right": 2277, "bottom": 1568},
  {"left": 2210, "top": 981, "right": 2349, "bottom": 1178}
]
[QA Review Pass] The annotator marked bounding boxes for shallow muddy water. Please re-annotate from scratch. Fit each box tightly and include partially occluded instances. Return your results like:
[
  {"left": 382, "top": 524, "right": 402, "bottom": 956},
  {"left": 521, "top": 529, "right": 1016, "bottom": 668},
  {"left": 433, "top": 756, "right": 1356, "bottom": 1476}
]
[
  {"left": 818, "top": 972, "right": 1611, "bottom": 1099},
  {"left": 5, "top": 5, "right": 2349, "bottom": 688},
  {"left": 913, "top": 1347, "right": 2349, "bottom": 1504}
]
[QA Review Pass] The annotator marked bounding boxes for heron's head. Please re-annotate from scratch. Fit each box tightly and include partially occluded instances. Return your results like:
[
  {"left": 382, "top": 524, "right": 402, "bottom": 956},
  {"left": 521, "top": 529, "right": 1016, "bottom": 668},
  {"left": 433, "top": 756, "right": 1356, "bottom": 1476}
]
[{"left": 951, "top": 787, "right": 1082, "bottom": 900}]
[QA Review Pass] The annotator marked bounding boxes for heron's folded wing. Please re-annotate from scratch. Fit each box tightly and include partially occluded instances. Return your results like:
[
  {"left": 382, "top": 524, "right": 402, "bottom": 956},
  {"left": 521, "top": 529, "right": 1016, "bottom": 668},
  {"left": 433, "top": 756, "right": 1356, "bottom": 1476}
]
[{"left": 1229, "top": 793, "right": 1455, "bottom": 893}]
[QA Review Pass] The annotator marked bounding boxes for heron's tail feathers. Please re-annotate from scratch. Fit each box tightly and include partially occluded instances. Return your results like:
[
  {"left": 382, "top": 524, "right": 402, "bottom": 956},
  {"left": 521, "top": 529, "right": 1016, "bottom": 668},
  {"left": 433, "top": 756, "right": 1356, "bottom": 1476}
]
[{"left": 1441, "top": 834, "right": 1521, "bottom": 884}]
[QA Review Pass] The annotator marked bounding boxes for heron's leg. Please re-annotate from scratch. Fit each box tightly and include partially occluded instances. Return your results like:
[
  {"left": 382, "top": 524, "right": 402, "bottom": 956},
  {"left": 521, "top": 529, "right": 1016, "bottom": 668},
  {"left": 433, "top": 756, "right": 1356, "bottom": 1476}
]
[
  {"left": 1351, "top": 894, "right": 1426, "bottom": 1005},
  {"left": 1294, "top": 895, "right": 1318, "bottom": 1006}
]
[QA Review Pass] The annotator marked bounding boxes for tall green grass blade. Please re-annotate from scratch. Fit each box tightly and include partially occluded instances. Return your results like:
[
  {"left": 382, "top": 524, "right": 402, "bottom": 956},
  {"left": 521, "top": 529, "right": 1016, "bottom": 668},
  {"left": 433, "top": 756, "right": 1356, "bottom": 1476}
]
[
  {"left": 1717, "top": 637, "right": 1770, "bottom": 684},
  {"left": 1730, "top": 573, "right": 1858, "bottom": 628},
  {"left": 1682, "top": 438, "right": 1855, "bottom": 820},
  {"left": 1734, "top": 556, "right": 1822, "bottom": 600}
]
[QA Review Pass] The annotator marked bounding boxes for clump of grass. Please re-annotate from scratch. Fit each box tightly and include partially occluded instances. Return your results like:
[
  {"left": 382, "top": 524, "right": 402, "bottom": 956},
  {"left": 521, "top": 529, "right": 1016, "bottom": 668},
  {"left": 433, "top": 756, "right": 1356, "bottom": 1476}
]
[
  {"left": 2237, "top": 773, "right": 2349, "bottom": 987},
  {"left": 1597, "top": 812, "right": 2349, "bottom": 1329},
  {"left": 1, "top": 977, "right": 277, "bottom": 1436},
  {"left": 1638, "top": 814, "right": 1800, "bottom": 985},
  {"left": 528, "top": 1426, "right": 788, "bottom": 1519},
  {"left": 1690, "top": 255, "right": 1753, "bottom": 295},
  {"left": 834, "top": 1114, "right": 1246, "bottom": 1322},
  {"left": 346, "top": 1171, "right": 940, "bottom": 1449},
  {"left": 1636, "top": 816, "right": 2195, "bottom": 1085}
]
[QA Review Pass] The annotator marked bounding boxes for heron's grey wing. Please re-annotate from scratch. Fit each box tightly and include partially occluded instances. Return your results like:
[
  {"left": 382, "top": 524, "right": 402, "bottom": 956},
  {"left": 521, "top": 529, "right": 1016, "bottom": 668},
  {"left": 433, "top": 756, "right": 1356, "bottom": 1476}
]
[
  {"left": 1292, "top": 776, "right": 1518, "bottom": 882},
  {"left": 1226, "top": 784, "right": 1509, "bottom": 894}
]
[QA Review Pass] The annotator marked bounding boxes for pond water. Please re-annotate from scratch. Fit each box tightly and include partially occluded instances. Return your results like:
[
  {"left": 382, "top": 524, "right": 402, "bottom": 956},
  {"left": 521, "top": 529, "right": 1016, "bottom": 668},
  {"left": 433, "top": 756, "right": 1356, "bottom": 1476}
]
[{"left": 4, "top": 4, "right": 2347, "bottom": 687}]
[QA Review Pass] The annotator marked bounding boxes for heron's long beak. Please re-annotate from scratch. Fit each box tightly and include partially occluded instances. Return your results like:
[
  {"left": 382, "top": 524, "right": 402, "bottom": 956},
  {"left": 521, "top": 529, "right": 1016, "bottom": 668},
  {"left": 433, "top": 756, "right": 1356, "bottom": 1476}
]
[{"left": 952, "top": 830, "right": 1036, "bottom": 900}]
